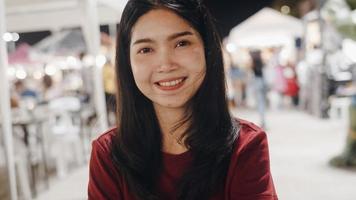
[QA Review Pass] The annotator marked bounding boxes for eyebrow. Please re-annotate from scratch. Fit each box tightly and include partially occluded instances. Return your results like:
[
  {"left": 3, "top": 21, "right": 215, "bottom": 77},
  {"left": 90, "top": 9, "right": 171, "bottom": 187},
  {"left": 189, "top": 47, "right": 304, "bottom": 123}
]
[
  {"left": 132, "top": 31, "right": 194, "bottom": 46},
  {"left": 168, "top": 31, "right": 193, "bottom": 40}
]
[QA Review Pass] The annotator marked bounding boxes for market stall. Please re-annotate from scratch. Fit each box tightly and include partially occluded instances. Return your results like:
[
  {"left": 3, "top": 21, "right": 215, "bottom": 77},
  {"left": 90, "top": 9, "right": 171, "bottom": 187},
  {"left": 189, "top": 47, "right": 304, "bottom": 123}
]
[
  {"left": 228, "top": 7, "right": 303, "bottom": 48},
  {"left": 1, "top": 0, "right": 127, "bottom": 199}
]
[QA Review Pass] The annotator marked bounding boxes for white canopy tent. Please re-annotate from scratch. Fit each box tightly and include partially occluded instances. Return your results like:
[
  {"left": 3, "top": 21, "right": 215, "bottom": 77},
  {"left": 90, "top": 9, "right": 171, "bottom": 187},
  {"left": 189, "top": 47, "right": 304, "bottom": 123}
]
[
  {"left": 5, "top": 0, "right": 126, "bottom": 33},
  {"left": 228, "top": 7, "right": 304, "bottom": 48},
  {"left": 1, "top": 0, "right": 127, "bottom": 199},
  {"left": 34, "top": 29, "right": 87, "bottom": 56}
]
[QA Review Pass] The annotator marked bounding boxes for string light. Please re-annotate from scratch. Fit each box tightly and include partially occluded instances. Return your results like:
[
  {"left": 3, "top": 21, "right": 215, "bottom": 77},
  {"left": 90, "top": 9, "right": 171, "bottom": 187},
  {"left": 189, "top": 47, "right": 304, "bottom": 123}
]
[
  {"left": 2, "top": 32, "right": 20, "bottom": 42},
  {"left": 281, "top": 5, "right": 290, "bottom": 15}
]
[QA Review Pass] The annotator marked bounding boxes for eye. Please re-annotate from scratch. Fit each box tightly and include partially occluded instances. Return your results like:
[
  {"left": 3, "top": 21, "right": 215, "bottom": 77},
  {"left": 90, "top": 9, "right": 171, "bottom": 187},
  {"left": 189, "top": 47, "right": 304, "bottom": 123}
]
[
  {"left": 138, "top": 47, "right": 153, "bottom": 54},
  {"left": 176, "top": 40, "right": 191, "bottom": 48}
]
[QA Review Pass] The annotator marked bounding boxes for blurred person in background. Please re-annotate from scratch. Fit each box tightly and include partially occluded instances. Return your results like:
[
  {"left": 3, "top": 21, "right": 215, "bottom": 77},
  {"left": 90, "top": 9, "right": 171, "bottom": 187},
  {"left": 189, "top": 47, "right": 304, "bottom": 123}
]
[
  {"left": 14, "top": 80, "right": 38, "bottom": 100},
  {"left": 283, "top": 61, "right": 299, "bottom": 107},
  {"left": 264, "top": 47, "right": 281, "bottom": 110},
  {"left": 273, "top": 59, "right": 287, "bottom": 109},
  {"left": 250, "top": 50, "right": 267, "bottom": 129},
  {"left": 11, "top": 79, "right": 39, "bottom": 109},
  {"left": 41, "top": 74, "right": 62, "bottom": 103},
  {"left": 88, "top": 0, "right": 277, "bottom": 199},
  {"left": 228, "top": 54, "right": 247, "bottom": 108},
  {"left": 78, "top": 52, "right": 93, "bottom": 103},
  {"left": 222, "top": 47, "right": 236, "bottom": 108},
  {"left": 296, "top": 58, "right": 309, "bottom": 110},
  {"left": 102, "top": 60, "right": 117, "bottom": 125}
]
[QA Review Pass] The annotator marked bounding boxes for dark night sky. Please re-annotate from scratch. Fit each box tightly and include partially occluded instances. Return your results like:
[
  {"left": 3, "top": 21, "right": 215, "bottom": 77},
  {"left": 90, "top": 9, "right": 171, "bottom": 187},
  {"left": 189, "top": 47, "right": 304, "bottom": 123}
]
[
  {"left": 17, "top": 0, "right": 274, "bottom": 45},
  {"left": 205, "top": 0, "right": 274, "bottom": 37}
]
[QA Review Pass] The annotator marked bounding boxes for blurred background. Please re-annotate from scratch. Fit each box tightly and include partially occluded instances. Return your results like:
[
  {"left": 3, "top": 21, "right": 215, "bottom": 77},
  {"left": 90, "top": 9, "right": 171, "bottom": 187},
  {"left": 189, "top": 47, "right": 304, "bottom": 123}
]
[{"left": 1, "top": 0, "right": 356, "bottom": 199}]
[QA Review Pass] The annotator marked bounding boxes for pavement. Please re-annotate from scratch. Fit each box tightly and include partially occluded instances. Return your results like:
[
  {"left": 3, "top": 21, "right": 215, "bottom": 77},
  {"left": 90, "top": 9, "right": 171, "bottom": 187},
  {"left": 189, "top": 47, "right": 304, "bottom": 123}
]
[{"left": 34, "top": 108, "right": 356, "bottom": 200}]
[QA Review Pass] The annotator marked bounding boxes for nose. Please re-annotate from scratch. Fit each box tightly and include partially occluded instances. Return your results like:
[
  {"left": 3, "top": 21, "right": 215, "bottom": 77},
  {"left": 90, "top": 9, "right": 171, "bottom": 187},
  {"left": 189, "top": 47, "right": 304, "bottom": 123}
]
[{"left": 157, "top": 49, "right": 177, "bottom": 73}]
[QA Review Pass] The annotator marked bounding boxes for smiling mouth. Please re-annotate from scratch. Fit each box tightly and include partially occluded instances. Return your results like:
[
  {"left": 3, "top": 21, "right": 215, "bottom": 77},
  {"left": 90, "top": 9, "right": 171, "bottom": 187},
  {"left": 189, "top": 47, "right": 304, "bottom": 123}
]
[{"left": 155, "top": 77, "right": 187, "bottom": 90}]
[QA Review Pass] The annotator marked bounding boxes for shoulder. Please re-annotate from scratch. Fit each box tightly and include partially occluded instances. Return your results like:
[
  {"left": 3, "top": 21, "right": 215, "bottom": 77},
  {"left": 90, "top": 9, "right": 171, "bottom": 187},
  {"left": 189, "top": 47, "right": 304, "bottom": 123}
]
[
  {"left": 230, "top": 118, "right": 273, "bottom": 177},
  {"left": 89, "top": 127, "right": 125, "bottom": 199},
  {"left": 234, "top": 118, "right": 268, "bottom": 151},
  {"left": 231, "top": 118, "right": 271, "bottom": 168},
  {"left": 92, "top": 127, "right": 117, "bottom": 153},
  {"left": 89, "top": 127, "right": 118, "bottom": 174},
  {"left": 225, "top": 118, "right": 278, "bottom": 199}
]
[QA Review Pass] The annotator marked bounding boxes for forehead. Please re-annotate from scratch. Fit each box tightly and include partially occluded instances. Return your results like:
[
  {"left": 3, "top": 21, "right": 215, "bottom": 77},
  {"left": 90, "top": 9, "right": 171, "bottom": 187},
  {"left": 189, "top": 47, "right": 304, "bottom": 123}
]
[{"left": 131, "top": 9, "right": 198, "bottom": 41}]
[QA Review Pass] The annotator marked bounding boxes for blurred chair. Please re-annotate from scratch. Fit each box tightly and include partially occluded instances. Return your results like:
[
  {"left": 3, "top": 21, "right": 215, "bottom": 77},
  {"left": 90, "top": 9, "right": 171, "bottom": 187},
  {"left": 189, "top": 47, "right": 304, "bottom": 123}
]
[
  {"left": 0, "top": 138, "right": 32, "bottom": 200},
  {"left": 79, "top": 103, "right": 97, "bottom": 162},
  {"left": 329, "top": 97, "right": 351, "bottom": 120},
  {"left": 12, "top": 104, "right": 50, "bottom": 197},
  {"left": 47, "top": 96, "right": 83, "bottom": 178},
  {"left": 14, "top": 138, "right": 32, "bottom": 200}
]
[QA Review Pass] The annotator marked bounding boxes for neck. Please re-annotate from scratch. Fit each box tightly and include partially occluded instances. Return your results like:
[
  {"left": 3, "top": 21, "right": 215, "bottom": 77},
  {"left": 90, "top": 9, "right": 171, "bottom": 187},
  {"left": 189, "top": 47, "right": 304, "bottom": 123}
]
[{"left": 154, "top": 106, "right": 188, "bottom": 155}]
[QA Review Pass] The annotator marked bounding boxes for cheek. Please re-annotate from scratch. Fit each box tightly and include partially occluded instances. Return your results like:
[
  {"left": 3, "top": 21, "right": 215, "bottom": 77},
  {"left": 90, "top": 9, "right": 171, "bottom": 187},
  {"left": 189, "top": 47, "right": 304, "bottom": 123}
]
[
  {"left": 131, "top": 57, "right": 150, "bottom": 81},
  {"left": 130, "top": 64, "right": 154, "bottom": 94},
  {"left": 131, "top": 67, "right": 148, "bottom": 86},
  {"left": 130, "top": 54, "right": 151, "bottom": 92},
  {"left": 193, "top": 52, "right": 206, "bottom": 86},
  {"left": 189, "top": 47, "right": 206, "bottom": 74},
  {"left": 179, "top": 45, "right": 205, "bottom": 63}
]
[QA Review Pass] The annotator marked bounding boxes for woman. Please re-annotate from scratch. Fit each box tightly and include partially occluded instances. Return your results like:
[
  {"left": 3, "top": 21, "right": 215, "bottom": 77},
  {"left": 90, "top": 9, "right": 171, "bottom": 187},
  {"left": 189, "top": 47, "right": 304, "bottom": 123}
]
[{"left": 88, "top": 0, "right": 277, "bottom": 199}]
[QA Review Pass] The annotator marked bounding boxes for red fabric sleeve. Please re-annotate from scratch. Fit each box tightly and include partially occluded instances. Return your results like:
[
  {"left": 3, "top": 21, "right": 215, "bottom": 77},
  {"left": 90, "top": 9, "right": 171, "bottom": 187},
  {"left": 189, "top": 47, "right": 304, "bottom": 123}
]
[
  {"left": 88, "top": 140, "right": 122, "bottom": 200},
  {"left": 228, "top": 130, "right": 278, "bottom": 200}
]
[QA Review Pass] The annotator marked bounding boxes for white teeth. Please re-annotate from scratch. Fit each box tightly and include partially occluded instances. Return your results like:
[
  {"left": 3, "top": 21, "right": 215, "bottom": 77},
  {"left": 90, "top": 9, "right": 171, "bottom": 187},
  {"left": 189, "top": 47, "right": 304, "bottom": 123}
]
[{"left": 158, "top": 78, "right": 183, "bottom": 87}]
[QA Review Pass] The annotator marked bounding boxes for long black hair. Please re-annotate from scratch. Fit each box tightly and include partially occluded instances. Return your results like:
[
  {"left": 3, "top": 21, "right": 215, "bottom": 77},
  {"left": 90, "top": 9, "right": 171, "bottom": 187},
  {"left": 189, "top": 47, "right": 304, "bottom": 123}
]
[{"left": 112, "top": 0, "right": 238, "bottom": 199}]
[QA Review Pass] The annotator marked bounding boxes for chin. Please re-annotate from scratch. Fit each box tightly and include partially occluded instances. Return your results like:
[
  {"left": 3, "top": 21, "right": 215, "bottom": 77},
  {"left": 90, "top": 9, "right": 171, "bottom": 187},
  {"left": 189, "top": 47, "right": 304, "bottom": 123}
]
[
  {"left": 161, "top": 102, "right": 185, "bottom": 108},
  {"left": 154, "top": 100, "right": 188, "bottom": 110}
]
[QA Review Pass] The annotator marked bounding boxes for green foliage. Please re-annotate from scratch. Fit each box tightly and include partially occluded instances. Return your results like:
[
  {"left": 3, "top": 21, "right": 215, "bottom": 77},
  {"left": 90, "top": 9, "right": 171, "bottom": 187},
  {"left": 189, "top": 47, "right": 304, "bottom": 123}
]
[
  {"left": 346, "top": 0, "right": 356, "bottom": 10},
  {"left": 322, "top": 0, "right": 356, "bottom": 40},
  {"left": 337, "top": 22, "right": 356, "bottom": 40}
]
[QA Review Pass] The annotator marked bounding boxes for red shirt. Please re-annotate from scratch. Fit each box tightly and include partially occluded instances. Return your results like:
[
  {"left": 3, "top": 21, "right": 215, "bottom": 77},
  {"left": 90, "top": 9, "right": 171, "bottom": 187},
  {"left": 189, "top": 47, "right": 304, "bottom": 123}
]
[{"left": 88, "top": 119, "right": 278, "bottom": 200}]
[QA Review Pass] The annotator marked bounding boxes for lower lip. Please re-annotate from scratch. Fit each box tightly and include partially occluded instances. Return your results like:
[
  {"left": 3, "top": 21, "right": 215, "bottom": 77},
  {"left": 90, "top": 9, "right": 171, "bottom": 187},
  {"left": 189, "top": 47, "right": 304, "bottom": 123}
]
[{"left": 155, "top": 78, "right": 186, "bottom": 91}]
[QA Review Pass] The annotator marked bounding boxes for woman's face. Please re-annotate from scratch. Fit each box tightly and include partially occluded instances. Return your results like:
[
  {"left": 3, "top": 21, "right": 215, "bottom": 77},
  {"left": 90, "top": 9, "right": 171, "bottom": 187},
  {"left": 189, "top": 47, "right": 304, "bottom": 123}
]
[{"left": 130, "top": 9, "right": 206, "bottom": 113}]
